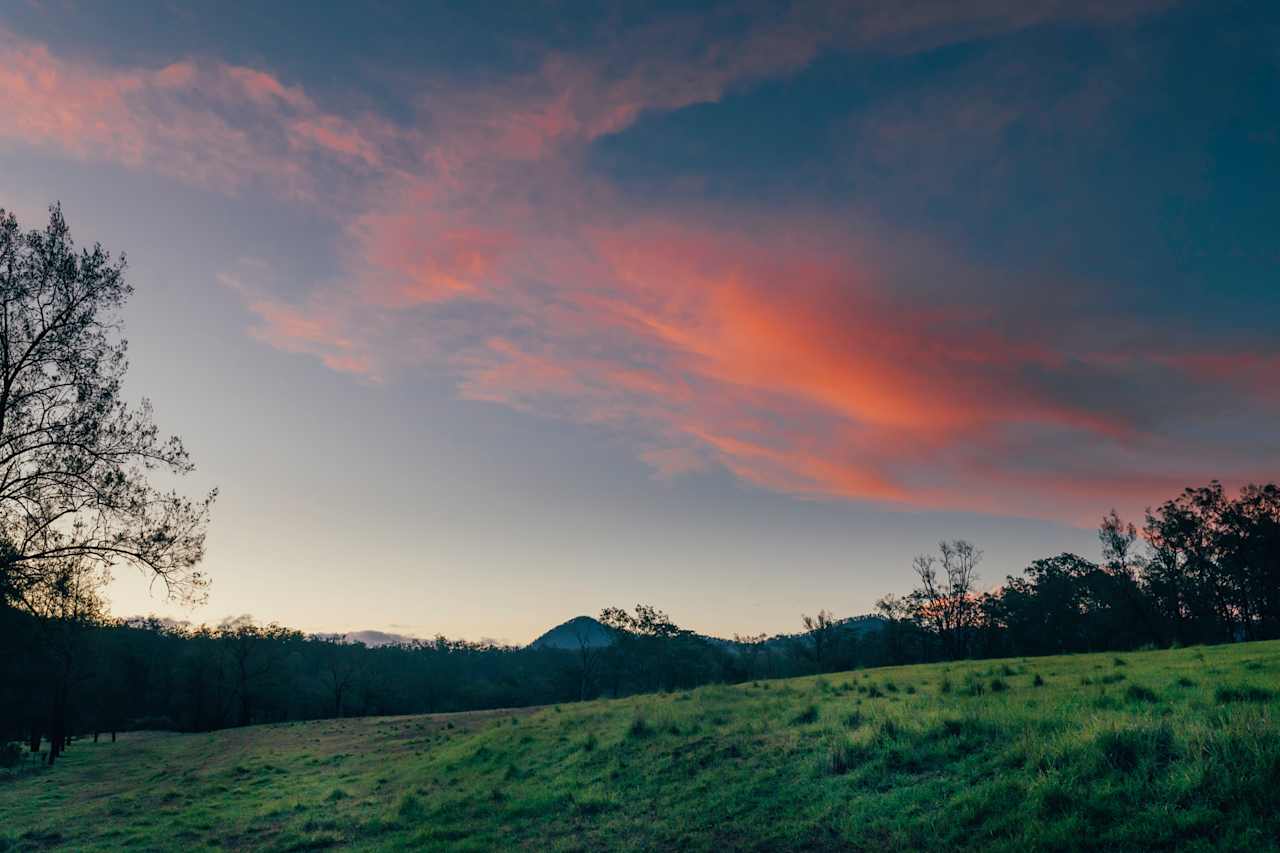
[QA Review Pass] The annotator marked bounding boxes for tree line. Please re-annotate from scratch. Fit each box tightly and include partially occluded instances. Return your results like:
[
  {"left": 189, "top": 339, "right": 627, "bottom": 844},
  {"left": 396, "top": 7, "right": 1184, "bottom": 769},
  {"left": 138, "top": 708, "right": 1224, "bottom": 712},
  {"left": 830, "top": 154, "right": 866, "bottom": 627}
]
[
  {"left": 5, "top": 476, "right": 1277, "bottom": 765},
  {"left": 875, "top": 484, "right": 1280, "bottom": 665}
]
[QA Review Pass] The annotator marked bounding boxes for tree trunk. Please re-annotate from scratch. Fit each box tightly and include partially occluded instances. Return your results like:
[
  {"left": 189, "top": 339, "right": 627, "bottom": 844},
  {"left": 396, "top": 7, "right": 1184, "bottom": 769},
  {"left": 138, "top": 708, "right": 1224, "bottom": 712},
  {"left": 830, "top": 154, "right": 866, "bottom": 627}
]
[{"left": 29, "top": 728, "right": 41, "bottom": 752}]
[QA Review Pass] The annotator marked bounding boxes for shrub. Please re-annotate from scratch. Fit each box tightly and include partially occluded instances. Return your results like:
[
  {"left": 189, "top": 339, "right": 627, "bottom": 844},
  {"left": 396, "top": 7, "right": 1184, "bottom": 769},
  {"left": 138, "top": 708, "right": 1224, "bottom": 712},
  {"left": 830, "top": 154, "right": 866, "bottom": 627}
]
[
  {"left": 883, "top": 681, "right": 898, "bottom": 693},
  {"left": 865, "top": 685, "right": 884, "bottom": 699},
  {"left": 791, "top": 705, "right": 820, "bottom": 726},
  {"left": 939, "top": 677, "right": 953, "bottom": 694},
  {"left": 1099, "top": 673, "right": 1126, "bottom": 685},
  {"left": 1032, "top": 673, "right": 1045, "bottom": 687},
  {"left": 1113, "top": 657, "right": 1128, "bottom": 667},
  {"left": 842, "top": 711, "right": 864, "bottom": 729},
  {"left": 989, "top": 678, "right": 1009, "bottom": 693},
  {"left": 1175, "top": 677, "right": 1196, "bottom": 688}
]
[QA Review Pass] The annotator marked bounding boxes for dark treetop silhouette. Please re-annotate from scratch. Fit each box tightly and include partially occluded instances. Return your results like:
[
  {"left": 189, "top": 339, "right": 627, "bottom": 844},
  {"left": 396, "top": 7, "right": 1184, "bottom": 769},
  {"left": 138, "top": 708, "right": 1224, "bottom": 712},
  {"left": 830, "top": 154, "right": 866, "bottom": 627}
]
[{"left": 0, "top": 205, "right": 215, "bottom": 764}]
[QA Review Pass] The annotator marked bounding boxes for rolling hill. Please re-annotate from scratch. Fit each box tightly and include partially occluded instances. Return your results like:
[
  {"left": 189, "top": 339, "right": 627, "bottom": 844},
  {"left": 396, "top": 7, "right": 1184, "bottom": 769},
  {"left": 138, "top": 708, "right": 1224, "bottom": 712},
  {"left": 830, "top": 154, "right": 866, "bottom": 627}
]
[{"left": 3, "top": 641, "right": 1278, "bottom": 851}]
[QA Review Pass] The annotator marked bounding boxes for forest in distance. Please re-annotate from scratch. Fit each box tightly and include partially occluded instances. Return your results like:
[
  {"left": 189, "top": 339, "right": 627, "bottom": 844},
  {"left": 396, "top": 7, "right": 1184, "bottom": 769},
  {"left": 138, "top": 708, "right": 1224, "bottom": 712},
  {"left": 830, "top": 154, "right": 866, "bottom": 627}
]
[{"left": 4, "top": 476, "right": 1278, "bottom": 766}]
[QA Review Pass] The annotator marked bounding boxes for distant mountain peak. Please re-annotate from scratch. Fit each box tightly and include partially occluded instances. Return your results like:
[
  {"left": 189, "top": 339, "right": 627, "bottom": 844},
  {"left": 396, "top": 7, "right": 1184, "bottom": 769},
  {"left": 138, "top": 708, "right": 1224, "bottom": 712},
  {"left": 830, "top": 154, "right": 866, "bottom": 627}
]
[{"left": 529, "top": 615, "right": 613, "bottom": 649}]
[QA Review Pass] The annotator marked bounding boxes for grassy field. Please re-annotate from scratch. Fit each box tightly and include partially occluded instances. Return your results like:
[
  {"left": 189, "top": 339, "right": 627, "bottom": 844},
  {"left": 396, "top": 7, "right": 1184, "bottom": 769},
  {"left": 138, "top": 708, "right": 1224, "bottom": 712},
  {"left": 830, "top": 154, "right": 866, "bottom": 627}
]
[{"left": 2, "top": 642, "right": 1278, "bottom": 851}]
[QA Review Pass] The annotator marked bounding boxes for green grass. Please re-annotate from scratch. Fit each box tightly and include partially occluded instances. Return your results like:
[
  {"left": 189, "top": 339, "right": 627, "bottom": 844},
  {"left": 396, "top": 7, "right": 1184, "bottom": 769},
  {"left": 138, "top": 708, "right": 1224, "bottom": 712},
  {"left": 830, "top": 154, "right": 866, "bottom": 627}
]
[{"left": 3, "top": 642, "right": 1279, "bottom": 851}]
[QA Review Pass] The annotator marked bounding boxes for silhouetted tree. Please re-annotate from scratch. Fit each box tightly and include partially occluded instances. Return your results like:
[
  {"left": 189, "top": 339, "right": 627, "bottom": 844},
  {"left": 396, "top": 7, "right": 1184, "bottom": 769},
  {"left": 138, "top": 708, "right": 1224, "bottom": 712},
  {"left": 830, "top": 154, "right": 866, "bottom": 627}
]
[
  {"left": 319, "top": 639, "right": 362, "bottom": 718},
  {"left": 217, "top": 618, "right": 296, "bottom": 727},
  {"left": 873, "top": 594, "right": 921, "bottom": 664},
  {"left": 989, "top": 553, "right": 1095, "bottom": 655},
  {"left": 1218, "top": 484, "right": 1280, "bottom": 639},
  {"left": 569, "top": 620, "right": 604, "bottom": 701},
  {"left": 800, "top": 610, "right": 837, "bottom": 672},
  {"left": 733, "top": 633, "right": 770, "bottom": 679},
  {"left": 0, "top": 204, "right": 215, "bottom": 616},
  {"left": 22, "top": 555, "right": 107, "bottom": 764},
  {"left": 906, "top": 540, "right": 982, "bottom": 659}
]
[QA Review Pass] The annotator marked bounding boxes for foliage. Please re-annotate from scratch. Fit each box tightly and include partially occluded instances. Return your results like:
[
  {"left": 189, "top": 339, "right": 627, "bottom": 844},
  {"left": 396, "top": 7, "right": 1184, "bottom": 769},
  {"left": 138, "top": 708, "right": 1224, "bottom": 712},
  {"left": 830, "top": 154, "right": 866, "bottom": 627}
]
[{"left": 0, "top": 205, "right": 214, "bottom": 611}]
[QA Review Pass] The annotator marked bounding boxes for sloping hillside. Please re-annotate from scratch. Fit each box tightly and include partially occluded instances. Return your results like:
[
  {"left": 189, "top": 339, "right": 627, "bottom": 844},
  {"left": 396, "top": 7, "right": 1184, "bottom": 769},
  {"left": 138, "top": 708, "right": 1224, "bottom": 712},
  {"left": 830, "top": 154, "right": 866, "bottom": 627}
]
[{"left": 3, "top": 642, "right": 1279, "bottom": 851}]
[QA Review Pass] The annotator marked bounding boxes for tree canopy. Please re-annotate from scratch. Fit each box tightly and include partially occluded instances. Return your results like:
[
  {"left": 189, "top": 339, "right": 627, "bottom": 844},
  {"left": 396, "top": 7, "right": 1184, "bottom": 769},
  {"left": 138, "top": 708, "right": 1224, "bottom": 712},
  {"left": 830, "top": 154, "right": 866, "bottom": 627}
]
[{"left": 0, "top": 205, "right": 214, "bottom": 614}]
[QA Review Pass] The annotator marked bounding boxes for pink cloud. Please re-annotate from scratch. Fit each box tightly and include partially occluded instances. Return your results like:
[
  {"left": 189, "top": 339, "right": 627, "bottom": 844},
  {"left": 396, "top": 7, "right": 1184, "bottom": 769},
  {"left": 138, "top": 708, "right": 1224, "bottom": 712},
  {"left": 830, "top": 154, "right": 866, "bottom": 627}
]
[{"left": 0, "top": 28, "right": 402, "bottom": 197}]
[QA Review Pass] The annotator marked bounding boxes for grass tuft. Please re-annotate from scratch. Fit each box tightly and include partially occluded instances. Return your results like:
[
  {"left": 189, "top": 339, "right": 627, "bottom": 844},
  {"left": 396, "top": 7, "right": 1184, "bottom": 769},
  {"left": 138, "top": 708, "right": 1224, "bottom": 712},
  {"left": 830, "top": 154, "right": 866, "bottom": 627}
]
[
  {"left": 627, "top": 716, "right": 654, "bottom": 739},
  {"left": 1214, "top": 685, "right": 1273, "bottom": 704},
  {"left": 1125, "top": 684, "right": 1159, "bottom": 703},
  {"left": 790, "top": 705, "right": 820, "bottom": 726},
  {"left": 825, "top": 738, "right": 869, "bottom": 776}
]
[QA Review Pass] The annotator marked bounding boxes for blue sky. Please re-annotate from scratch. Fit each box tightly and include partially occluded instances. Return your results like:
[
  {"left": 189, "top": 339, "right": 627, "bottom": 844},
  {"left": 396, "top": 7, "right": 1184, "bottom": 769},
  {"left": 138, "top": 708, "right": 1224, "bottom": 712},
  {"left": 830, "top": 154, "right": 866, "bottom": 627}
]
[{"left": 1, "top": 0, "right": 1276, "bottom": 642}]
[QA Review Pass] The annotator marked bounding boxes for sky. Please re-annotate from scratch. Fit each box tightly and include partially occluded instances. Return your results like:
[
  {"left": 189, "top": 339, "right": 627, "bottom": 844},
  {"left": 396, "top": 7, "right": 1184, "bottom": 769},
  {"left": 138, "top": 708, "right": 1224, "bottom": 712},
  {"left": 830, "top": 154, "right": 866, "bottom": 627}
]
[{"left": 1, "top": 0, "right": 1277, "bottom": 644}]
